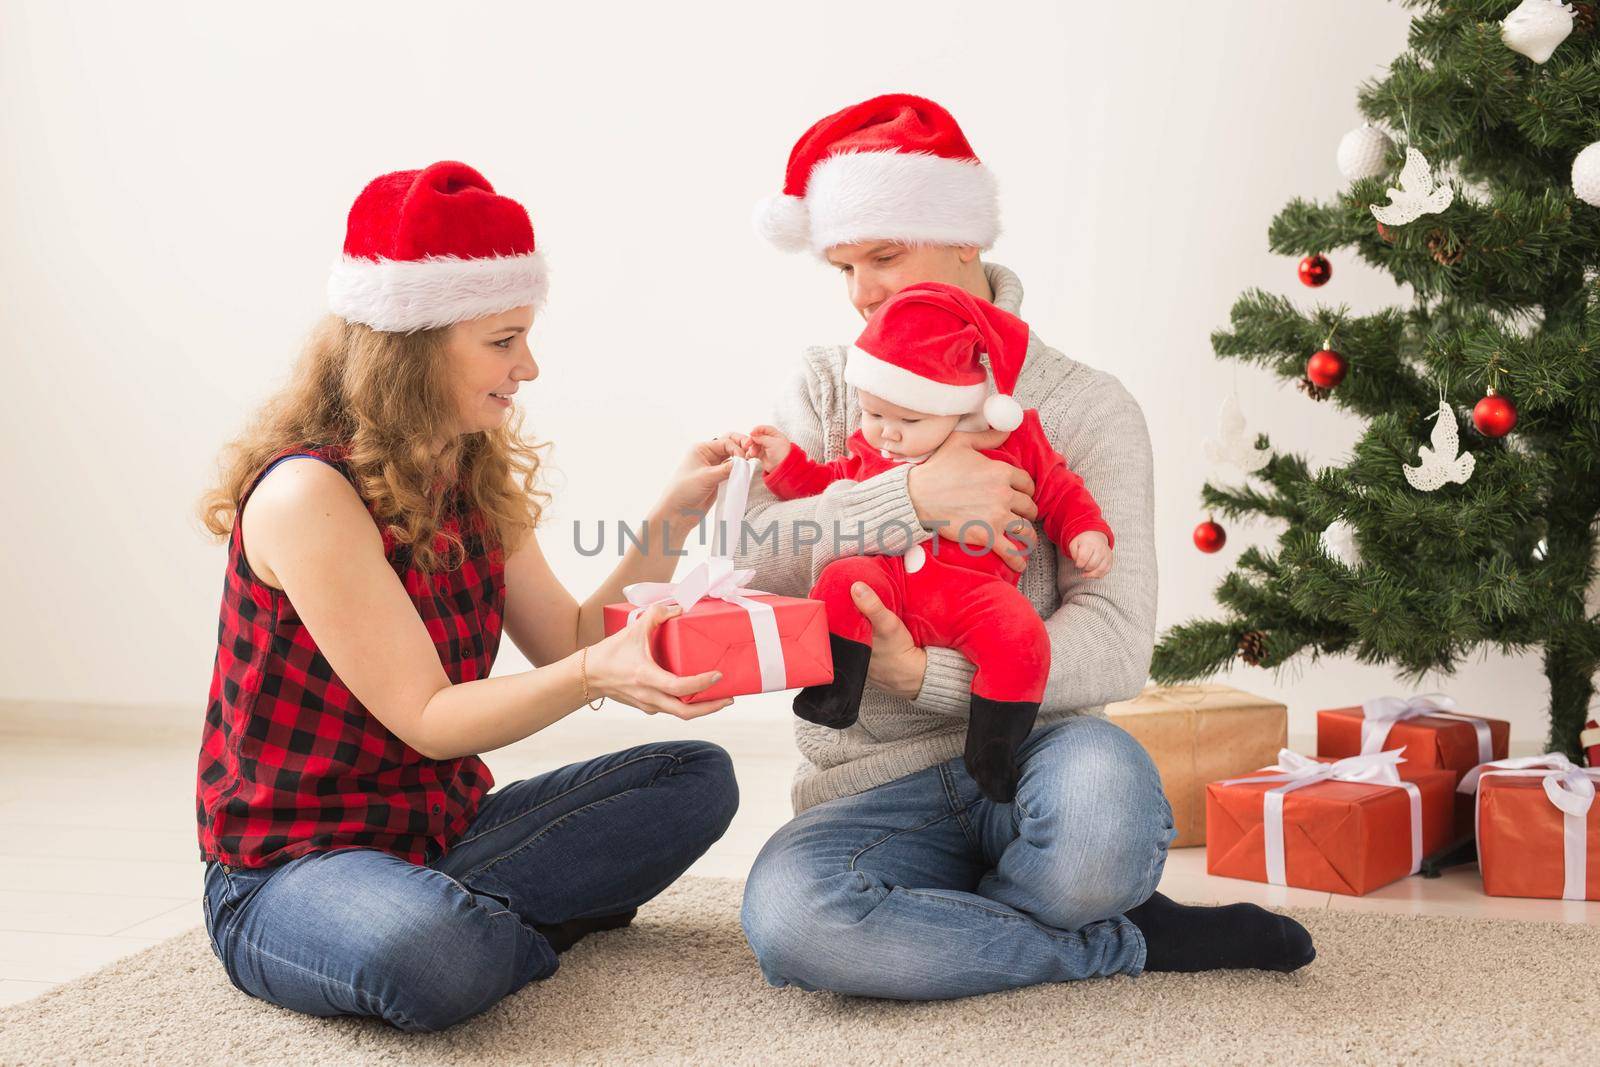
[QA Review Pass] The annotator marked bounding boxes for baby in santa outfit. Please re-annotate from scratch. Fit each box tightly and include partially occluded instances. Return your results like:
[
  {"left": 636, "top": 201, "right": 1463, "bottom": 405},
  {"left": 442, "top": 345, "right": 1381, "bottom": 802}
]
[{"left": 741, "top": 281, "right": 1113, "bottom": 803}]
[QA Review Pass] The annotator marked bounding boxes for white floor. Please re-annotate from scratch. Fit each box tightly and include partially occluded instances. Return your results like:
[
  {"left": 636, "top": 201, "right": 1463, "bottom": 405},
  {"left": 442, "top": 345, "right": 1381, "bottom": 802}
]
[{"left": 1, "top": 699, "right": 1594, "bottom": 1009}]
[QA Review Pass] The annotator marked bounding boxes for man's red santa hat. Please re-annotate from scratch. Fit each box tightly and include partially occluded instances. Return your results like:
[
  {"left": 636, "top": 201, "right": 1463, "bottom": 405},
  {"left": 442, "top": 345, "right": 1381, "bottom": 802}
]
[
  {"left": 327, "top": 161, "right": 549, "bottom": 333},
  {"left": 846, "top": 281, "right": 1029, "bottom": 432},
  {"left": 753, "top": 94, "right": 1000, "bottom": 256}
]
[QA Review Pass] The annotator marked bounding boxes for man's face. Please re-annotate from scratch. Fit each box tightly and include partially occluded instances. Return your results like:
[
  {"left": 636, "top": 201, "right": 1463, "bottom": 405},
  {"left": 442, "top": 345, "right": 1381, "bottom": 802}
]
[{"left": 825, "top": 241, "right": 981, "bottom": 320}]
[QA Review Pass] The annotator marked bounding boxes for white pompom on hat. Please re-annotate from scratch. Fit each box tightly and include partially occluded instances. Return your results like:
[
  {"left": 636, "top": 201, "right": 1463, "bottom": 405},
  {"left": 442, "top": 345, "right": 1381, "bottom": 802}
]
[
  {"left": 753, "top": 94, "right": 1000, "bottom": 257},
  {"left": 844, "top": 282, "right": 1029, "bottom": 432}
]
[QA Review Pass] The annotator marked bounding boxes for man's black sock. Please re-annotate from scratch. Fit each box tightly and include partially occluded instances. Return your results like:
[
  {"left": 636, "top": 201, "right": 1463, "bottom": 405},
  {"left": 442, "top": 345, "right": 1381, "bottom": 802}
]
[
  {"left": 534, "top": 907, "right": 638, "bottom": 954},
  {"left": 1123, "top": 892, "right": 1315, "bottom": 973}
]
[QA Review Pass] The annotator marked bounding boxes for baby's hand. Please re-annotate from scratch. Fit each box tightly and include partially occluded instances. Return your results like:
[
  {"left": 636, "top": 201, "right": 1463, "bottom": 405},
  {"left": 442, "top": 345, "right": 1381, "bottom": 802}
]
[
  {"left": 1068, "top": 531, "right": 1113, "bottom": 579},
  {"left": 746, "top": 424, "right": 793, "bottom": 473}
]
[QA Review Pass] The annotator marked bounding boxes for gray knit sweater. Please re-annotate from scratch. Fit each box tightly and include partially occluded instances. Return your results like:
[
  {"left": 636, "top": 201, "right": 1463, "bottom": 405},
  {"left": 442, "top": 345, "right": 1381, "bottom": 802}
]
[{"left": 733, "top": 263, "right": 1158, "bottom": 813}]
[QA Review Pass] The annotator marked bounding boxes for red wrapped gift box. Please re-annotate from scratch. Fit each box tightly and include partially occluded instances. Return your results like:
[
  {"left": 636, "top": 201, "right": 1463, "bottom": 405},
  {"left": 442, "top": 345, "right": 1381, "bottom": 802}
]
[
  {"left": 1206, "top": 750, "right": 1455, "bottom": 896},
  {"left": 602, "top": 590, "right": 832, "bottom": 703},
  {"left": 1462, "top": 756, "right": 1600, "bottom": 900},
  {"left": 1316, "top": 696, "right": 1509, "bottom": 783},
  {"left": 1318, "top": 696, "right": 1509, "bottom": 840}
]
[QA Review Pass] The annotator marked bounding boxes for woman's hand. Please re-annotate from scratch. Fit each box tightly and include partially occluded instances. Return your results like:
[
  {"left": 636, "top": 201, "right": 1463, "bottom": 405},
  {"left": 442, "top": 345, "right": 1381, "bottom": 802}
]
[
  {"left": 746, "top": 424, "right": 793, "bottom": 473},
  {"left": 651, "top": 436, "right": 744, "bottom": 539},
  {"left": 584, "top": 601, "right": 734, "bottom": 719}
]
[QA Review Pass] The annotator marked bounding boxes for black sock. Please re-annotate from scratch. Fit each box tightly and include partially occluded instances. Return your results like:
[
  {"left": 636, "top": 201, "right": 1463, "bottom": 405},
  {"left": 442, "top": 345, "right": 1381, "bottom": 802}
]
[
  {"left": 963, "top": 695, "right": 1040, "bottom": 804},
  {"left": 533, "top": 907, "right": 638, "bottom": 954},
  {"left": 793, "top": 635, "right": 872, "bottom": 729},
  {"left": 1123, "top": 892, "right": 1315, "bottom": 973}
]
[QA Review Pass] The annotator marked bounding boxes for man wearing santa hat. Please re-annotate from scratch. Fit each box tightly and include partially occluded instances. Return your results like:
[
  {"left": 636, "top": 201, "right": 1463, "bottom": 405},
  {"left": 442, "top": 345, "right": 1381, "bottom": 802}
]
[{"left": 734, "top": 93, "right": 1315, "bottom": 998}]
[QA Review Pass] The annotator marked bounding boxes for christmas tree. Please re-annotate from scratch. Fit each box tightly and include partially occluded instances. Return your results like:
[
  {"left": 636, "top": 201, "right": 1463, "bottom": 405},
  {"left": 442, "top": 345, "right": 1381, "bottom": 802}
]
[{"left": 1151, "top": 0, "right": 1600, "bottom": 760}]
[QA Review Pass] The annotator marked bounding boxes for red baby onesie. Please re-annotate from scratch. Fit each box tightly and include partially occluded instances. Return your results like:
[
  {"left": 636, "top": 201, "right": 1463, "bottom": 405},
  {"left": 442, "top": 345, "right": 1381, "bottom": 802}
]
[{"left": 764, "top": 409, "right": 1112, "bottom": 704}]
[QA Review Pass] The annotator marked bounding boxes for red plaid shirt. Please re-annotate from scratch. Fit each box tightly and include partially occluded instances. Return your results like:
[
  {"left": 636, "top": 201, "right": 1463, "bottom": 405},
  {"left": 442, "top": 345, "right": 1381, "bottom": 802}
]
[{"left": 197, "top": 447, "right": 500, "bottom": 868}]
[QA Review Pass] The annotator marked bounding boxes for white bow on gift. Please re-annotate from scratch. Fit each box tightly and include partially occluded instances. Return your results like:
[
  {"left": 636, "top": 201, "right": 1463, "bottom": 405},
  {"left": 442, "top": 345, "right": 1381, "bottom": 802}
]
[
  {"left": 618, "top": 458, "right": 788, "bottom": 694},
  {"left": 1360, "top": 693, "right": 1494, "bottom": 763},
  {"left": 1459, "top": 753, "right": 1600, "bottom": 901},
  {"left": 1220, "top": 749, "right": 1422, "bottom": 887}
]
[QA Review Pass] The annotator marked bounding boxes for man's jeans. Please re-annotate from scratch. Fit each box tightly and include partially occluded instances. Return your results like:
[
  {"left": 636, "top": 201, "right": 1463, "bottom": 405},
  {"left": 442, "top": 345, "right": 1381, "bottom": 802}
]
[
  {"left": 203, "top": 739, "right": 739, "bottom": 1031},
  {"left": 741, "top": 715, "right": 1173, "bottom": 999}
]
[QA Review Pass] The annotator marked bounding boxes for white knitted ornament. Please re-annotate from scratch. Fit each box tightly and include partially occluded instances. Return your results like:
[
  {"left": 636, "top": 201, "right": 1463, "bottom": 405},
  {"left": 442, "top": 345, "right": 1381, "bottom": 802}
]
[
  {"left": 1572, "top": 143, "right": 1600, "bottom": 208},
  {"left": 1371, "top": 147, "right": 1454, "bottom": 226},
  {"left": 1501, "top": 0, "right": 1575, "bottom": 64},
  {"left": 1337, "top": 125, "right": 1394, "bottom": 181},
  {"left": 1320, "top": 519, "right": 1362, "bottom": 569}
]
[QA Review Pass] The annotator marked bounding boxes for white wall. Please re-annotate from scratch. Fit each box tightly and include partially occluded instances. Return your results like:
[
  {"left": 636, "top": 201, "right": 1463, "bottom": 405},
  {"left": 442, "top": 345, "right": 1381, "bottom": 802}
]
[{"left": 0, "top": 0, "right": 1564, "bottom": 742}]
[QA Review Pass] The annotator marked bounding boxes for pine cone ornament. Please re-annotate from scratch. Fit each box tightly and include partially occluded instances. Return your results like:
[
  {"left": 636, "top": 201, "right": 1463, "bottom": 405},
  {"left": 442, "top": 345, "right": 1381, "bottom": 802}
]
[
  {"left": 1572, "top": 2, "right": 1595, "bottom": 35},
  {"left": 1426, "top": 228, "right": 1465, "bottom": 265},
  {"left": 1238, "top": 630, "right": 1269, "bottom": 667},
  {"left": 1297, "top": 376, "right": 1333, "bottom": 401}
]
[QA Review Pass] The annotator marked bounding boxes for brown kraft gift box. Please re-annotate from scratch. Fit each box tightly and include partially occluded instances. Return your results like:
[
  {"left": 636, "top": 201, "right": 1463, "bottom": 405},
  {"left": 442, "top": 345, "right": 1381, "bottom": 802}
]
[{"left": 1106, "top": 684, "right": 1287, "bottom": 847}]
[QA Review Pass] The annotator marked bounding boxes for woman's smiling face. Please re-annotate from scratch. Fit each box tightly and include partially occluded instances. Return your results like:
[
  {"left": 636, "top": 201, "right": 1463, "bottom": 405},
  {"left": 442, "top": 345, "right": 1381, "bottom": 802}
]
[{"left": 444, "top": 306, "right": 539, "bottom": 434}]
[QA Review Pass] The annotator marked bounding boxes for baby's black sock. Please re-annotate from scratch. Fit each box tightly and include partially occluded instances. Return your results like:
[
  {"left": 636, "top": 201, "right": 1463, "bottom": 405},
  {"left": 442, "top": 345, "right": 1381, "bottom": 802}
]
[{"left": 1123, "top": 892, "right": 1314, "bottom": 973}]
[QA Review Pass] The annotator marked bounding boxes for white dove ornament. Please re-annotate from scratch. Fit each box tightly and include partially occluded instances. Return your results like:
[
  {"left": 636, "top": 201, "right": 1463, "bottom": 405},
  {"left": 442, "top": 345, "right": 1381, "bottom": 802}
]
[
  {"left": 1203, "top": 394, "right": 1272, "bottom": 474},
  {"left": 1370, "top": 147, "right": 1454, "bottom": 226},
  {"left": 1403, "top": 401, "right": 1475, "bottom": 491}
]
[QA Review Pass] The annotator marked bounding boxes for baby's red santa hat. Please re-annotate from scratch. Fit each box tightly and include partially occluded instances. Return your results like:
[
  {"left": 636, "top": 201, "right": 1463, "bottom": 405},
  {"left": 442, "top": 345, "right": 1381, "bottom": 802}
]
[
  {"left": 845, "top": 281, "right": 1030, "bottom": 432},
  {"left": 327, "top": 161, "right": 549, "bottom": 333},
  {"left": 753, "top": 94, "right": 1000, "bottom": 256}
]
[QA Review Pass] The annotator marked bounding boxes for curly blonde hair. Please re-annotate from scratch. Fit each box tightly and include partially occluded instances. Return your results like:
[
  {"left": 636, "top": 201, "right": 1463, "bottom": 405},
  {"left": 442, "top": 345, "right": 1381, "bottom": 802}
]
[{"left": 200, "top": 315, "right": 549, "bottom": 572}]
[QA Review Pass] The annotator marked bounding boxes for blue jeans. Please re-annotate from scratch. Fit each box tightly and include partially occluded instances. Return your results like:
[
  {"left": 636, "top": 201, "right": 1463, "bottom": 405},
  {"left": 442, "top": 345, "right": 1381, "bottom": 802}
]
[
  {"left": 741, "top": 715, "right": 1173, "bottom": 999},
  {"left": 202, "top": 739, "right": 739, "bottom": 1031}
]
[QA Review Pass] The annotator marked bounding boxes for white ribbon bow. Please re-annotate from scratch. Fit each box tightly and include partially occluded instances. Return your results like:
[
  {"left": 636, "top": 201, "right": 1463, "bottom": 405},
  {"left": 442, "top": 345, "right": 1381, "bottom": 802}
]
[
  {"left": 1459, "top": 753, "right": 1600, "bottom": 901},
  {"left": 619, "top": 458, "right": 788, "bottom": 694},
  {"left": 1220, "top": 748, "right": 1422, "bottom": 887},
  {"left": 1360, "top": 693, "right": 1494, "bottom": 763}
]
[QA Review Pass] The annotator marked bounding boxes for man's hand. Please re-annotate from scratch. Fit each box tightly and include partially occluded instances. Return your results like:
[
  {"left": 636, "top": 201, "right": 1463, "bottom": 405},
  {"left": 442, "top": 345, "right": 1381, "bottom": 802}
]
[
  {"left": 850, "top": 582, "right": 926, "bottom": 701},
  {"left": 1068, "top": 530, "right": 1113, "bottom": 579},
  {"left": 907, "top": 428, "right": 1038, "bottom": 573}
]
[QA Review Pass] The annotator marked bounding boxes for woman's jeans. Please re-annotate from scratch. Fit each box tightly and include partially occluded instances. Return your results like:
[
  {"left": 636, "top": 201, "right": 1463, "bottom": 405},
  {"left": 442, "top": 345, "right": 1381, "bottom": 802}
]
[
  {"left": 203, "top": 739, "right": 739, "bottom": 1032},
  {"left": 741, "top": 715, "right": 1174, "bottom": 999}
]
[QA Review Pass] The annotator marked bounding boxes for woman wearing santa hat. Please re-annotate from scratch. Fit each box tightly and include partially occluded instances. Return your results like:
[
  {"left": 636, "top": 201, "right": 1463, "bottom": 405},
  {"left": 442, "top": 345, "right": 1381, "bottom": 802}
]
[{"left": 194, "top": 161, "right": 741, "bottom": 1031}]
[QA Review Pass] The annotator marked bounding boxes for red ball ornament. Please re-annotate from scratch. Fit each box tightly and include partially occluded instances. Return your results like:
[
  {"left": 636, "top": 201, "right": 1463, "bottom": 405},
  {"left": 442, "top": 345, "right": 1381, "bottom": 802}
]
[
  {"left": 1472, "top": 390, "right": 1517, "bottom": 438},
  {"left": 1375, "top": 221, "right": 1395, "bottom": 243},
  {"left": 1193, "top": 519, "right": 1227, "bottom": 554},
  {"left": 1306, "top": 347, "right": 1349, "bottom": 389},
  {"left": 1298, "top": 254, "right": 1332, "bottom": 287}
]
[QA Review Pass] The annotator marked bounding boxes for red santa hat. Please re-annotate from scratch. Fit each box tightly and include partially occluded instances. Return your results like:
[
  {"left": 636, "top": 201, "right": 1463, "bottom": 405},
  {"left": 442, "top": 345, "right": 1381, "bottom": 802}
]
[
  {"left": 327, "top": 161, "right": 549, "bottom": 333},
  {"left": 753, "top": 94, "right": 1000, "bottom": 256},
  {"left": 845, "top": 281, "right": 1030, "bottom": 432}
]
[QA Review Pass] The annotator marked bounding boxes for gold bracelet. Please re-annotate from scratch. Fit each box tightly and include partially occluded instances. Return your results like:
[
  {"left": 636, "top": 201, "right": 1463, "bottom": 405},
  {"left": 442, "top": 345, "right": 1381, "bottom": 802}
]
[{"left": 579, "top": 647, "right": 605, "bottom": 711}]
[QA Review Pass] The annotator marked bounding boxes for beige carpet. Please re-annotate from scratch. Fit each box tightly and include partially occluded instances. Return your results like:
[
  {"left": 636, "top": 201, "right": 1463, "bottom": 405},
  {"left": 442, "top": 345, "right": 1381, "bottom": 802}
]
[{"left": 2, "top": 877, "right": 1596, "bottom": 1066}]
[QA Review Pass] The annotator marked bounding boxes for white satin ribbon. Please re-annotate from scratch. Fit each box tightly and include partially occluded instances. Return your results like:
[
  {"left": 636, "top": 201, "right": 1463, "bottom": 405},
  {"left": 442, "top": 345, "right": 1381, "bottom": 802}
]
[
  {"left": 1459, "top": 753, "right": 1600, "bottom": 901},
  {"left": 1360, "top": 693, "right": 1494, "bottom": 763},
  {"left": 1220, "top": 749, "right": 1422, "bottom": 886},
  {"left": 620, "top": 458, "right": 788, "bottom": 693}
]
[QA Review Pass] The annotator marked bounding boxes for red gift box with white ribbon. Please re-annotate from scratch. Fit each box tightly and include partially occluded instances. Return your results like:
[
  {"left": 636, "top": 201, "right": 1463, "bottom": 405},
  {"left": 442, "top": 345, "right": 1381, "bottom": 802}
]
[
  {"left": 1316, "top": 694, "right": 1509, "bottom": 783},
  {"left": 1459, "top": 754, "right": 1600, "bottom": 901},
  {"left": 1206, "top": 749, "right": 1455, "bottom": 896},
  {"left": 601, "top": 457, "right": 832, "bottom": 703}
]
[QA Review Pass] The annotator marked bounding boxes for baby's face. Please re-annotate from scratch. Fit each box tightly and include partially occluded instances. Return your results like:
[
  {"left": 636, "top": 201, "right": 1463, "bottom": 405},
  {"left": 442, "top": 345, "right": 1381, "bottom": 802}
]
[{"left": 856, "top": 389, "right": 963, "bottom": 461}]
